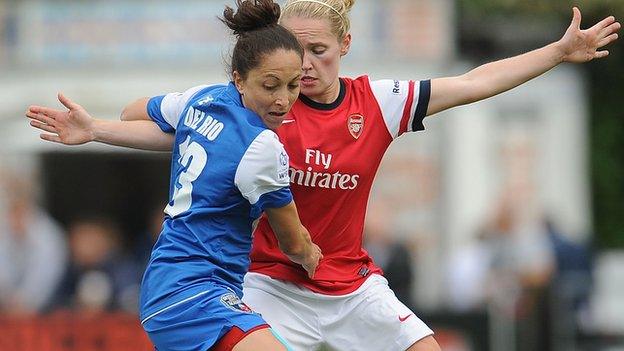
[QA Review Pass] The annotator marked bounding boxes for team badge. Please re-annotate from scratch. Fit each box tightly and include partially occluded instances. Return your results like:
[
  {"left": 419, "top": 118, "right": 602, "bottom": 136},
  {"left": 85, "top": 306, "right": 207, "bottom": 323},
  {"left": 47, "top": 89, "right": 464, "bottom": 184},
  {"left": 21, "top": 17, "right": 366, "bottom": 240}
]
[
  {"left": 220, "top": 292, "right": 253, "bottom": 314},
  {"left": 348, "top": 114, "right": 364, "bottom": 139},
  {"left": 279, "top": 150, "right": 289, "bottom": 167}
]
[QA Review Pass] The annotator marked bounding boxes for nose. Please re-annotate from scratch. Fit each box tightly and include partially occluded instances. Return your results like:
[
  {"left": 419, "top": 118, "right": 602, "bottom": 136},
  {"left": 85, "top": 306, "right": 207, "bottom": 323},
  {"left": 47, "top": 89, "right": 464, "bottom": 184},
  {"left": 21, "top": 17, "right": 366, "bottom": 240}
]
[
  {"left": 274, "top": 91, "right": 288, "bottom": 108},
  {"left": 302, "top": 52, "right": 312, "bottom": 71}
]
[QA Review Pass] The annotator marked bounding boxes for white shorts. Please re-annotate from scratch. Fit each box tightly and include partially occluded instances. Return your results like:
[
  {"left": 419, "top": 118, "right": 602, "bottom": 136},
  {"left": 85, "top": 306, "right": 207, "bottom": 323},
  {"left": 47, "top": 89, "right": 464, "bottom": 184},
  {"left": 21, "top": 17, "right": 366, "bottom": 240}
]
[{"left": 242, "top": 272, "right": 433, "bottom": 351}]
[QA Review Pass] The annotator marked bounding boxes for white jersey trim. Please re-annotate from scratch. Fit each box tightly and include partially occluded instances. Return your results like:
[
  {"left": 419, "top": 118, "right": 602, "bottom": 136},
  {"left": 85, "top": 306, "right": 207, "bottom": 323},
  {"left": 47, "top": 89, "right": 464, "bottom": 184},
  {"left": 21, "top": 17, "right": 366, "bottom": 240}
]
[
  {"left": 406, "top": 81, "right": 421, "bottom": 133},
  {"left": 140, "top": 290, "right": 211, "bottom": 325},
  {"left": 369, "top": 78, "right": 414, "bottom": 139},
  {"left": 159, "top": 85, "right": 210, "bottom": 129},
  {"left": 235, "top": 130, "right": 290, "bottom": 205}
]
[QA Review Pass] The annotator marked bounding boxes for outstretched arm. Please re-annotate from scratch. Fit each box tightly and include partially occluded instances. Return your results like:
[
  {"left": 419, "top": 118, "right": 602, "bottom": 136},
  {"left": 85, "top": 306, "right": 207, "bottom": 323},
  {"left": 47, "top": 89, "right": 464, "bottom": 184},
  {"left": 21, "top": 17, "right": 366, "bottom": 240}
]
[
  {"left": 427, "top": 7, "right": 620, "bottom": 116},
  {"left": 26, "top": 93, "right": 174, "bottom": 151}
]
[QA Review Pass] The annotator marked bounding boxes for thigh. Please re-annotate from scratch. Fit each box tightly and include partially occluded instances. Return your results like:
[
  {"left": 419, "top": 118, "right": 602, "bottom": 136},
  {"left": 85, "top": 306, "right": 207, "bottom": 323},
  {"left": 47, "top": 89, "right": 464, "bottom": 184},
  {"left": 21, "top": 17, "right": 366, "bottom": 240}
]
[
  {"left": 143, "top": 286, "right": 268, "bottom": 351},
  {"left": 405, "top": 335, "right": 441, "bottom": 351},
  {"left": 323, "top": 275, "right": 434, "bottom": 351},
  {"left": 230, "top": 327, "right": 289, "bottom": 351},
  {"left": 243, "top": 272, "right": 323, "bottom": 351}
]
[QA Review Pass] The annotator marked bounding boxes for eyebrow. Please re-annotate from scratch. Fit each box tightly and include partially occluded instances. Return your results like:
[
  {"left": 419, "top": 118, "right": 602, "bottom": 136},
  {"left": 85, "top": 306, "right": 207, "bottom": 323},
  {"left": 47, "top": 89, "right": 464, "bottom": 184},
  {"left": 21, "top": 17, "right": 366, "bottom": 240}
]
[
  {"left": 264, "top": 74, "right": 280, "bottom": 79},
  {"left": 306, "top": 42, "right": 328, "bottom": 47}
]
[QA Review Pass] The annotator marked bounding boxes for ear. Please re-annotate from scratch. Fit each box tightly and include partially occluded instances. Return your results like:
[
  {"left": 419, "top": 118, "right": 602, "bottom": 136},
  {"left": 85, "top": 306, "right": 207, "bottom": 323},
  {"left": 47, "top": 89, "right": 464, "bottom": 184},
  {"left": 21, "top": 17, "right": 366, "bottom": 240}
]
[
  {"left": 340, "top": 33, "right": 352, "bottom": 57},
  {"left": 233, "top": 71, "right": 245, "bottom": 95}
]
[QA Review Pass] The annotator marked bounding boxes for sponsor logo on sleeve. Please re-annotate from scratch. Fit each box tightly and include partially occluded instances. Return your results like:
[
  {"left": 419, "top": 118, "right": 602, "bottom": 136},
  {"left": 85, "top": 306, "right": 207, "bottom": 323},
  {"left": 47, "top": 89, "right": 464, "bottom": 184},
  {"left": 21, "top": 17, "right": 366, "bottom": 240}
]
[
  {"left": 277, "top": 150, "right": 290, "bottom": 181},
  {"left": 392, "top": 80, "right": 401, "bottom": 94}
]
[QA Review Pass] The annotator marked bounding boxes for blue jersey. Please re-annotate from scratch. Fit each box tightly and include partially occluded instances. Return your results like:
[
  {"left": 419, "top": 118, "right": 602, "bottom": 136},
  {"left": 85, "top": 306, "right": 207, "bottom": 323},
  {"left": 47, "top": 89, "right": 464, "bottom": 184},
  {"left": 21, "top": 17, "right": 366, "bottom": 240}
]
[{"left": 139, "top": 83, "right": 292, "bottom": 322}]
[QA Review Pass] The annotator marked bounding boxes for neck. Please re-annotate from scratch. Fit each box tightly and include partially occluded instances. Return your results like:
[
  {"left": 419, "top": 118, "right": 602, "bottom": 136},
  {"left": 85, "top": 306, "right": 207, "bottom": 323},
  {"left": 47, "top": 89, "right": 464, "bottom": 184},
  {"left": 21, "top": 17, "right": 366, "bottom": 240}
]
[{"left": 309, "top": 78, "right": 341, "bottom": 104}]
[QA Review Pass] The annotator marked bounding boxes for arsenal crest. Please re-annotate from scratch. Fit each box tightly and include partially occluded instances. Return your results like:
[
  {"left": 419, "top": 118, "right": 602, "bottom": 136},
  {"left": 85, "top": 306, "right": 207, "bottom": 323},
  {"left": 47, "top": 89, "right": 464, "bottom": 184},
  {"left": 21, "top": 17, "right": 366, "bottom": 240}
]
[{"left": 348, "top": 114, "right": 364, "bottom": 139}]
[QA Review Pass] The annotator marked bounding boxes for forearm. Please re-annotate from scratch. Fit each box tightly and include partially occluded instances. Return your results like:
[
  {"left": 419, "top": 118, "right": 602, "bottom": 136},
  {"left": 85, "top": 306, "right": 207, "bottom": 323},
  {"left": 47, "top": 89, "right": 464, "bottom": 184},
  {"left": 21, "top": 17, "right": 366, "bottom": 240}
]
[
  {"left": 462, "top": 42, "right": 564, "bottom": 102},
  {"left": 266, "top": 202, "right": 314, "bottom": 263},
  {"left": 92, "top": 119, "right": 174, "bottom": 151},
  {"left": 428, "top": 42, "right": 565, "bottom": 115}
]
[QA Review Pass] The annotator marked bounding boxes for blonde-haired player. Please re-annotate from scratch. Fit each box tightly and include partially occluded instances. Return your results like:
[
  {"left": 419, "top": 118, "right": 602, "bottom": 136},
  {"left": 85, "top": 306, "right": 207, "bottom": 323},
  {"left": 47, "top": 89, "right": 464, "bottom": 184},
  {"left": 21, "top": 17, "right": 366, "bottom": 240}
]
[{"left": 244, "top": 2, "right": 618, "bottom": 350}]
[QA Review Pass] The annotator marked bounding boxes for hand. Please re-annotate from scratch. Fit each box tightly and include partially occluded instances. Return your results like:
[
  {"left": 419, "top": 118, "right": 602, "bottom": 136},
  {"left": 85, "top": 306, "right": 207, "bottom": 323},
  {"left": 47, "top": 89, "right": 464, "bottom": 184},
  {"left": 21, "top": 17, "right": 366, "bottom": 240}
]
[
  {"left": 301, "top": 243, "right": 323, "bottom": 279},
  {"left": 26, "top": 93, "right": 96, "bottom": 145},
  {"left": 557, "top": 7, "right": 620, "bottom": 63}
]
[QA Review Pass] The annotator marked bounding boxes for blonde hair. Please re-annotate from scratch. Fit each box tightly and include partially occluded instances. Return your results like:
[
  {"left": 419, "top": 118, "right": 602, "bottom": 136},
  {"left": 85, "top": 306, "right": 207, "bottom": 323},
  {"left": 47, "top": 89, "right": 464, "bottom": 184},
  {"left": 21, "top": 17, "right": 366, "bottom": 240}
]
[{"left": 282, "top": 0, "right": 355, "bottom": 40}]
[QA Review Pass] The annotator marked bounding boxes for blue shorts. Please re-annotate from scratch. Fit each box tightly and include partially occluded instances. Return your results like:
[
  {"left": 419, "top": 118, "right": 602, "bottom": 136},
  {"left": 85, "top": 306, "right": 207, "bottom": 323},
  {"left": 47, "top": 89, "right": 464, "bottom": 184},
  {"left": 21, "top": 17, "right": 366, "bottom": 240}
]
[{"left": 141, "top": 285, "right": 271, "bottom": 351}]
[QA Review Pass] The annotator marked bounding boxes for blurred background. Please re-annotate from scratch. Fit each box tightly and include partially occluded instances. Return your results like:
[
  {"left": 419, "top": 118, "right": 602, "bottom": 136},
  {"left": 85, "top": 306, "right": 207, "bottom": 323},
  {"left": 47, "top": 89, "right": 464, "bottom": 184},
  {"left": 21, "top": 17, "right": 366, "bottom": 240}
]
[{"left": 0, "top": 0, "right": 622, "bottom": 350}]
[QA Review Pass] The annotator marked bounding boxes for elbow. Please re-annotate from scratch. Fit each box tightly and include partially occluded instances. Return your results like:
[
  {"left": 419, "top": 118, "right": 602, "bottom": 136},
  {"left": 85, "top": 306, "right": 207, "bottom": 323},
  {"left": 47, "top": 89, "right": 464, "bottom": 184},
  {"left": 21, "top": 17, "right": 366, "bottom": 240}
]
[
  {"left": 120, "top": 97, "right": 150, "bottom": 121},
  {"left": 119, "top": 107, "right": 130, "bottom": 121},
  {"left": 119, "top": 107, "right": 132, "bottom": 121}
]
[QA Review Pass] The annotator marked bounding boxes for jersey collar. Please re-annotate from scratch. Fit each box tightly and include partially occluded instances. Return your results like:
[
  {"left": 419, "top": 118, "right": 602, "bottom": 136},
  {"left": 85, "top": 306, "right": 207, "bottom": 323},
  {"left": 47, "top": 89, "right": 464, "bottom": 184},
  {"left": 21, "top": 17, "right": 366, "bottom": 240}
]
[
  {"left": 298, "top": 78, "right": 346, "bottom": 111},
  {"left": 226, "top": 82, "right": 245, "bottom": 107}
]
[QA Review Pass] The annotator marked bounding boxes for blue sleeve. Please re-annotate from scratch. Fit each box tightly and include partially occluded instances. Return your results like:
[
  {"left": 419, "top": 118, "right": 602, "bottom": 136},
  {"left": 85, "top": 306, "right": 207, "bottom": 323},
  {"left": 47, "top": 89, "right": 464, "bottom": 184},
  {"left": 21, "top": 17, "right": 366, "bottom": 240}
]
[
  {"left": 250, "top": 187, "right": 293, "bottom": 219},
  {"left": 147, "top": 95, "right": 175, "bottom": 133}
]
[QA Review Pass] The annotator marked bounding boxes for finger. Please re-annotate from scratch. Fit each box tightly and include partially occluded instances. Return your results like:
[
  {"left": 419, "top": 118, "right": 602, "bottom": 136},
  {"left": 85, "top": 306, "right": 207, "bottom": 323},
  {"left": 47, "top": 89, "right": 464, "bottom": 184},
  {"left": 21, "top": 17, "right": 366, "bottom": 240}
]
[
  {"left": 594, "top": 50, "right": 610, "bottom": 59},
  {"left": 27, "top": 105, "right": 63, "bottom": 117},
  {"left": 305, "top": 265, "right": 314, "bottom": 279},
  {"left": 26, "top": 105, "right": 44, "bottom": 114},
  {"left": 600, "top": 21, "right": 621, "bottom": 38},
  {"left": 571, "top": 7, "right": 582, "bottom": 30},
  {"left": 30, "top": 120, "right": 57, "bottom": 133},
  {"left": 40, "top": 133, "right": 62, "bottom": 144},
  {"left": 25, "top": 111, "right": 56, "bottom": 126},
  {"left": 590, "top": 15, "right": 616, "bottom": 33},
  {"left": 597, "top": 33, "right": 619, "bottom": 48},
  {"left": 57, "top": 93, "right": 80, "bottom": 110}
]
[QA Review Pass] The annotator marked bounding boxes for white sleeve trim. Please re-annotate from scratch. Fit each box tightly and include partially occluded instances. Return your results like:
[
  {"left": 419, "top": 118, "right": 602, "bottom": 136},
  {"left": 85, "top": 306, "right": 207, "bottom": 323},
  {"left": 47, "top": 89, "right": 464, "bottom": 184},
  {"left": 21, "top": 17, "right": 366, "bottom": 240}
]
[
  {"left": 234, "top": 130, "right": 290, "bottom": 205},
  {"left": 160, "top": 85, "right": 210, "bottom": 128},
  {"left": 369, "top": 78, "right": 413, "bottom": 139},
  {"left": 407, "top": 81, "right": 421, "bottom": 133}
]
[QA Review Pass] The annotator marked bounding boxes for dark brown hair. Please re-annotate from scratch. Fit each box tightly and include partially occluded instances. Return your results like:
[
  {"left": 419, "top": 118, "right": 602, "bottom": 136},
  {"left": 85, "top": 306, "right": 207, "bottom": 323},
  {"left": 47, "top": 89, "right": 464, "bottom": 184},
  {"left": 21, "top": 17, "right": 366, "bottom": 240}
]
[{"left": 221, "top": 0, "right": 303, "bottom": 79}]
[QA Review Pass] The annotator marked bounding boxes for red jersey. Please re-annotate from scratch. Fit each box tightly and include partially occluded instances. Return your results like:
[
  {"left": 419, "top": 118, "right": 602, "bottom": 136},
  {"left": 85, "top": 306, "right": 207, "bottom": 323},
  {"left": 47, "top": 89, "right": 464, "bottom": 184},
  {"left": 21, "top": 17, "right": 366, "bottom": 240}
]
[{"left": 249, "top": 75, "right": 431, "bottom": 295}]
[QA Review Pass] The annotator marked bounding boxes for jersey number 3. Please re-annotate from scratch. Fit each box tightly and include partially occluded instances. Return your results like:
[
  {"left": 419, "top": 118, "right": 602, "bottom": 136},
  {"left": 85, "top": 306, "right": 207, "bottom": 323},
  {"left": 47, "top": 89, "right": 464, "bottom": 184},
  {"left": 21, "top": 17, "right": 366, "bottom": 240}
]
[{"left": 166, "top": 136, "right": 207, "bottom": 217}]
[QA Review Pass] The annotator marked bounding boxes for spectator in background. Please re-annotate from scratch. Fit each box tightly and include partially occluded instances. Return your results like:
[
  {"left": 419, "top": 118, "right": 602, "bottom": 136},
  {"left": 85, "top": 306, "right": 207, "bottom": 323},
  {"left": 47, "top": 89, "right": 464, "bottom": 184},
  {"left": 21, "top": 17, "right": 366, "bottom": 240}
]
[
  {"left": 446, "top": 231, "right": 492, "bottom": 313},
  {"left": 544, "top": 217, "right": 593, "bottom": 329},
  {"left": 484, "top": 196, "right": 555, "bottom": 351},
  {"left": 365, "top": 200, "right": 415, "bottom": 308},
  {"left": 133, "top": 204, "right": 165, "bottom": 269},
  {"left": 0, "top": 174, "right": 68, "bottom": 316},
  {"left": 545, "top": 218, "right": 592, "bottom": 289},
  {"left": 51, "top": 216, "right": 142, "bottom": 314}
]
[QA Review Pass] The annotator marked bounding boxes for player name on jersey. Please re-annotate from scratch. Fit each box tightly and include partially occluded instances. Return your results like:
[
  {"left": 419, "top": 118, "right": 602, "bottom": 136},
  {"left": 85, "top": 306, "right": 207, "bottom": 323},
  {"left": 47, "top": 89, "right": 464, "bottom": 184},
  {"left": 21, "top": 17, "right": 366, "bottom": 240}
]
[{"left": 183, "top": 107, "right": 225, "bottom": 141}]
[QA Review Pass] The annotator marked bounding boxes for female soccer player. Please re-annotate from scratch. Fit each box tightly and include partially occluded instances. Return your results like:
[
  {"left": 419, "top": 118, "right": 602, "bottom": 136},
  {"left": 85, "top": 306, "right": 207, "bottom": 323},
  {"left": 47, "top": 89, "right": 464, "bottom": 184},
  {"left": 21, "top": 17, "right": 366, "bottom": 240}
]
[
  {"left": 26, "top": 1, "right": 322, "bottom": 350},
  {"left": 30, "top": 1, "right": 619, "bottom": 351}
]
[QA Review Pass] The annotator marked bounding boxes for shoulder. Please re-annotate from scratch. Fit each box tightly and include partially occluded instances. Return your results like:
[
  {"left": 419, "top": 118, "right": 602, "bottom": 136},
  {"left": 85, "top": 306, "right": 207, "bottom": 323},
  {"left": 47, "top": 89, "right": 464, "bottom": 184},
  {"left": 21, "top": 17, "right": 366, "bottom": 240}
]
[
  {"left": 342, "top": 75, "right": 371, "bottom": 89},
  {"left": 187, "top": 83, "right": 232, "bottom": 107},
  {"left": 250, "top": 129, "right": 283, "bottom": 151},
  {"left": 343, "top": 75, "right": 379, "bottom": 97}
]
